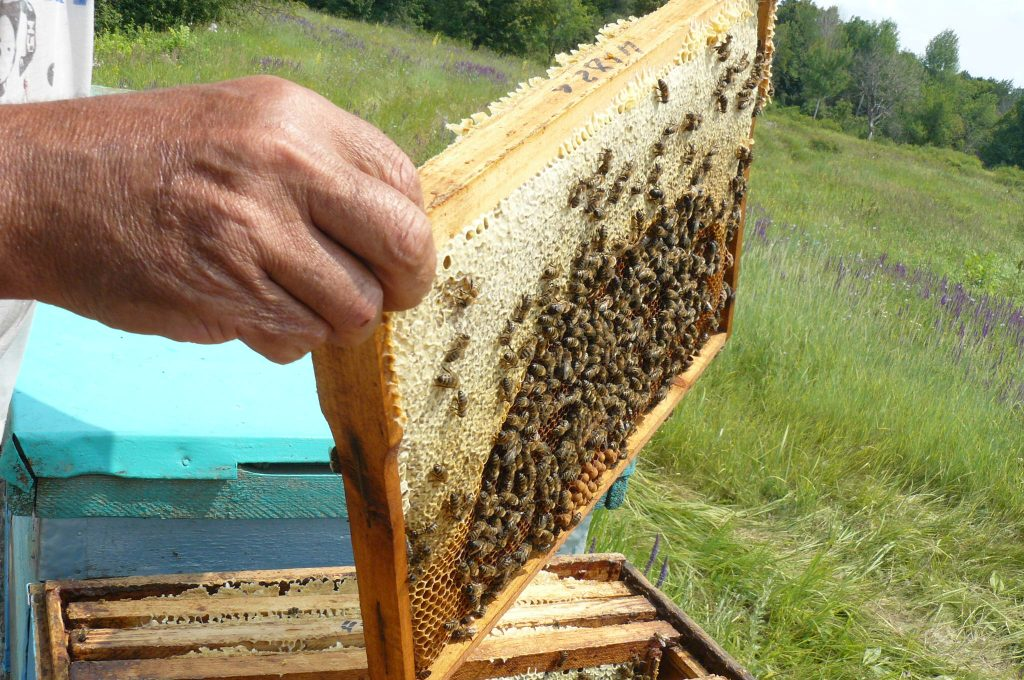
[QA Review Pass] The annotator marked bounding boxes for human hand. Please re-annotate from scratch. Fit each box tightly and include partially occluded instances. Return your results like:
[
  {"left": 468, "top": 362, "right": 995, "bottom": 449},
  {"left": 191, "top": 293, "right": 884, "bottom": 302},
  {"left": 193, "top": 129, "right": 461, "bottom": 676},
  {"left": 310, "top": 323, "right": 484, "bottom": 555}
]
[{"left": 0, "top": 75, "right": 435, "bottom": 363}]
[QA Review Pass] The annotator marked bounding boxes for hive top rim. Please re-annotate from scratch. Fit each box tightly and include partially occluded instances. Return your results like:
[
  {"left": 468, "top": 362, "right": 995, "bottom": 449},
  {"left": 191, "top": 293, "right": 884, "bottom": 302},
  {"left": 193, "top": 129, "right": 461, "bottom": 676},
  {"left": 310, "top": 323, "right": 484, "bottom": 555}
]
[{"left": 9, "top": 304, "right": 332, "bottom": 481}]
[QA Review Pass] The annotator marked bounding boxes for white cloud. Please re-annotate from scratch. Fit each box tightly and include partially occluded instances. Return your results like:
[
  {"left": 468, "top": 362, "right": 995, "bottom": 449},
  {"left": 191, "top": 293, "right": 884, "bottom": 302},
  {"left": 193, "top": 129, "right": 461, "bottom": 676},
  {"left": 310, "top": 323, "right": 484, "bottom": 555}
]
[{"left": 830, "top": 0, "right": 1022, "bottom": 86}]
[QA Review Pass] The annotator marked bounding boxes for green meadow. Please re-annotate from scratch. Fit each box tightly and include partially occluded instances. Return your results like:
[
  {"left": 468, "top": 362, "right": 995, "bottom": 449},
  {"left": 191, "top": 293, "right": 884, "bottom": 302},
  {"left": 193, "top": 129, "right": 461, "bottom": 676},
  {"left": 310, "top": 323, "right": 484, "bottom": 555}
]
[{"left": 95, "top": 7, "right": 1024, "bottom": 678}]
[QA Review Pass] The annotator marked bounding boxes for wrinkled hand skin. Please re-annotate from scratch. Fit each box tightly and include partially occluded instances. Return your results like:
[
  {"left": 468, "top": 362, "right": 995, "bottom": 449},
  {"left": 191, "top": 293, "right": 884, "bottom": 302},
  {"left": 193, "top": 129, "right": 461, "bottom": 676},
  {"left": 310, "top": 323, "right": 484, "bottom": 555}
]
[{"left": 0, "top": 75, "right": 435, "bottom": 363}]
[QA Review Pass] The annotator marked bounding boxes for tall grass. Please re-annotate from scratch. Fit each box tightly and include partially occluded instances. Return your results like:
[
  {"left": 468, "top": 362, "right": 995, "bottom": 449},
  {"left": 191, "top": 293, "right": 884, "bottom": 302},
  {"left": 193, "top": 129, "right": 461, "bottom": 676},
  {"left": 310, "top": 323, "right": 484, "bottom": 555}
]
[
  {"left": 593, "top": 206, "right": 1024, "bottom": 678},
  {"left": 94, "top": 9, "right": 1024, "bottom": 678},
  {"left": 94, "top": 5, "right": 544, "bottom": 162}
]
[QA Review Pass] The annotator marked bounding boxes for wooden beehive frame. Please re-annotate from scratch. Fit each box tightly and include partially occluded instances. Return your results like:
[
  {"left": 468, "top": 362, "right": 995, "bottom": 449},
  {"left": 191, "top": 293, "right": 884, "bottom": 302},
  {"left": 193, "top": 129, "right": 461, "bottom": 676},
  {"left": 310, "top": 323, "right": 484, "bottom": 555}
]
[
  {"left": 31, "top": 554, "right": 752, "bottom": 680},
  {"left": 313, "top": 2, "right": 776, "bottom": 680}
]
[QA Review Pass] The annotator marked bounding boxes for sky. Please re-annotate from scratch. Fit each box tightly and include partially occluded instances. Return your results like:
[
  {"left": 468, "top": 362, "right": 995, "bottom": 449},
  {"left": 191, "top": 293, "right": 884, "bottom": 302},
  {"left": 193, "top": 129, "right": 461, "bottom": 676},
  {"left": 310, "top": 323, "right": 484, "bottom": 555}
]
[{"left": 830, "top": 0, "right": 1023, "bottom": 87}]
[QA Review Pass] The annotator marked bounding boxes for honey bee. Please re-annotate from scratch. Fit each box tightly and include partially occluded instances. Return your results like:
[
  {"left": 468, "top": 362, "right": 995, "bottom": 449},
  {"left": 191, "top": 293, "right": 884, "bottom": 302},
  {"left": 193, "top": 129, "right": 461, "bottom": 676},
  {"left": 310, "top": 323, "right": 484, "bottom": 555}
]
[
  {"left": 465, "top": 582, "right": 483, "bottom": 604},
  {"left": 682, "top": 142, "right": 697, "bottom": 166},
  {"left": 442, "top": 276, "right": 478, "bottom": 310},
  {"left": 497, "top": 319, "right": 516, "bottom": 347},
  {"left": 498, "top": 376, "right": 515, "bottom": 404},
  {"left": 568, "top": 181, "right": 585, "bottom": 208},
  {"left": 499, "top": 349, "right": 518, "bottom": 369},
  {"left": 701, "top": 152, "right": 715, "bottom": 174},
  {"left": 429, "top": 464, "right": 449, "bottom": 483},
  {"left": 736, "top": 90, "right": 752, "bottom": 110},
  {"left": 648, "top": 186, "right": 664, "bottom": 201},
  {"left": 597, "top": 148, "right": 614, "bottom": 175},
  {"left": 647, "top": 163, "right": 663, "bottom": 185},
  {"left": 683, "top": 112, "right": 703, "bottom": 132},
  {"left": 512, "top": 294, "right": 532, "bottom": 323},
  {"left": 656, "top": 78, "right": 670, "bottom": 103},
  {"left": 451, "top": 389, "right": 468, "bottom": 418},
  {"left": 652, "top": 141, "right": 665, "bottom": 157},
  {"left": 585, "top": 194, "right": 605, "bottom": 220},
  {"left": 715, "top": 33, "right": 733, "bottom": 61},
  {"left": 716, "top": 92, "right": 729, "bottom": 113},
  {"left": 663, "top": 124, "right": 678, "bottom": 137},
  {"left": 513, "top": 545, "right": 531, "bottom": 564},
  {"left": 444, "top": 333, "right": 470, "bottom": 363},
  {"left": 434, "top": 367, "right": 459, "bottom": 389}
]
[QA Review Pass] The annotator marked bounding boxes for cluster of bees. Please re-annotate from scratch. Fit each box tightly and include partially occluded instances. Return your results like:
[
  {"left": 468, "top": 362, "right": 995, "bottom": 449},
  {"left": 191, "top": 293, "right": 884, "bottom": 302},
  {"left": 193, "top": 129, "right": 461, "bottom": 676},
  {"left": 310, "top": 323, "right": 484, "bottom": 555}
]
[{"left": 407, "top": 35, "right": 768, "bottom": 667}]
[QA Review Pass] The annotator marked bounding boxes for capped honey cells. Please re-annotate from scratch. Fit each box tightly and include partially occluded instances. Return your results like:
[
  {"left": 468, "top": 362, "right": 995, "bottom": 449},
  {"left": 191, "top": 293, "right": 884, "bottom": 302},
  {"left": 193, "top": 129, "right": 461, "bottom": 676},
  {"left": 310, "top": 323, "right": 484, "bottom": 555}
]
[{"left": 377, "top": 0, "right": 775, "bottom": 670}]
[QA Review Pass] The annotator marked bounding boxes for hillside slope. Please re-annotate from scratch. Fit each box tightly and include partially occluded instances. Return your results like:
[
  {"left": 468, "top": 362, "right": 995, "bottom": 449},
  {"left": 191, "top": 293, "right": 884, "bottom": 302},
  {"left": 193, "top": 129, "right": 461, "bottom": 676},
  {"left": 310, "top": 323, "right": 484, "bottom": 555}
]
[{"left": 96, "top": 8, "right": 1024, "bottom": 679}]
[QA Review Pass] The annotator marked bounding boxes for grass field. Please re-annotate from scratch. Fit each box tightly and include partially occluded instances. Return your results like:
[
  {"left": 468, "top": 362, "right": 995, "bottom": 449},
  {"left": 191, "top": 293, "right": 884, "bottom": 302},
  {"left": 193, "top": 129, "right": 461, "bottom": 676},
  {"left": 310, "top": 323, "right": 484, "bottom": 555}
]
[{"left": 95, "top": 7, "right": 1024, "bottom": 678}]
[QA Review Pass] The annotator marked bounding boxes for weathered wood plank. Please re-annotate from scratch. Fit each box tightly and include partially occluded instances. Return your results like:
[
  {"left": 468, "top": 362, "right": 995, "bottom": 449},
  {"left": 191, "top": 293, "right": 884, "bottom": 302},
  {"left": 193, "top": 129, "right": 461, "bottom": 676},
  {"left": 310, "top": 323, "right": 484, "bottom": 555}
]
[
  {"left": 495, "top": 596, "right": 656, "bottom": 629},
  {"left": 46, "top": 585, "right": 72, "bottom": 679},
  {"left": 621, "top": 563, "right": 754, "bottom": 680},
  {"left": 543, "top": 553, "right": 626, "bottom": 582},
  {"left": 313, "top": 331, "right": 414, "bottom": 680},
  {"left": 515, "top": 579, "right": 633, "bottom": 605},
  {"left": 50, "top": 566, "right": 357, "bottom": 601},
  {"left": 454, "top": 620, "right": 681, "bottom": 680},
  {"left": 66, "top": 593, "right": 361, "bottom": 628},
  {"left": 68, "top": 649, "right": 370, "bottom": 680},
  {"left": 30, "top": 584, "right": 56, "bottom": 680},
  {"left": 661, "top": 644, "right": 708, "bottom": 680},
  {"left": 70, "top": 619, "right": 365, "bottom": 660}
]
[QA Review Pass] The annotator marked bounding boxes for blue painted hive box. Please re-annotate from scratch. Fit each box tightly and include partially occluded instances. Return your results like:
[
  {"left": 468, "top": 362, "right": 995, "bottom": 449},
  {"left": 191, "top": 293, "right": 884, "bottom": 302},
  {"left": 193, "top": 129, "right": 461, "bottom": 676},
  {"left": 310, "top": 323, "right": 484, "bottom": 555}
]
[
  {"left": 10, "top": 304, "right": 334, "bottom": 484},
  {"left": 1, "top": 305, "right": 352, "bottom": 679}
]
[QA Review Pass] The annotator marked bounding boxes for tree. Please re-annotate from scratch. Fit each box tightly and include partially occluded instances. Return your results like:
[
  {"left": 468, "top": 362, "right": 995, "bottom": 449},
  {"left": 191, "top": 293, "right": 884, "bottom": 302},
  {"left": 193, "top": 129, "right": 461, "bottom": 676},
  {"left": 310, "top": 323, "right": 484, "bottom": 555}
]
[
  {"left": 980, "top": 99, "right": 1024, "bottom": 169},
  {"left": 771, "top": 0, "right": 824, "bottom": 105},
  {"left": 847, "top": 19, "right": 920, "bottom": 139},
  {"left": 523, "top": 0, "right": 597, "bottom": 59},
  {"left": 923, "top": 29, "right": 959, "bottom": 77},
  {"left": 800, "top": 6, "right": 850, "bottom": 118}
]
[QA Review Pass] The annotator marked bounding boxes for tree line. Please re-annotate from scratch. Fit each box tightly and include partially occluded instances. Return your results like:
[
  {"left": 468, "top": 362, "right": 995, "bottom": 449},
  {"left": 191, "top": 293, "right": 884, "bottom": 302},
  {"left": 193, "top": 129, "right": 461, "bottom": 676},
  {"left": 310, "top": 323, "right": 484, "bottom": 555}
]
[
  {"left": 94, "top": 0, "right": 1024, "bottom": 170},
  {"left": 299, "top": 0, "right": 666, "bottom": 60},
  {"left": 304, "top": 0, "right": 1023, "bottom": 169},
  {"left": 771, "top": 0, "right": 1022, "bottom": 169}
]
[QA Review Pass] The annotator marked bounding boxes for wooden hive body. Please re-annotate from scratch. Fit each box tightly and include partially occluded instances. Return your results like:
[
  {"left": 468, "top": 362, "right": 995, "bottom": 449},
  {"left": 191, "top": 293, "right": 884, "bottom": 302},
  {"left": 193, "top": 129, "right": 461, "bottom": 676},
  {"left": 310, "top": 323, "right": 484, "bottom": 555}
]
[
  {"left": 31, "top": 555, "right": 752, "bottom": 680},
  {"left": 313, "top": 1, "right": 777, "bottom": 679}
]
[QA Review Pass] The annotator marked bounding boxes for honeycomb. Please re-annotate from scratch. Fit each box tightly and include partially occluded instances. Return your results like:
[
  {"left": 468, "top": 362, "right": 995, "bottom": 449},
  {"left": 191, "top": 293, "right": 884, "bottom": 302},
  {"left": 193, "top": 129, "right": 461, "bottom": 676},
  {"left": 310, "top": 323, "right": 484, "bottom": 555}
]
[
  {"left": 497, "top": 660, "right": 653, "bottom": 680},
  {"left": 377, "top": 0, "right": 774, "bottom": 669}
]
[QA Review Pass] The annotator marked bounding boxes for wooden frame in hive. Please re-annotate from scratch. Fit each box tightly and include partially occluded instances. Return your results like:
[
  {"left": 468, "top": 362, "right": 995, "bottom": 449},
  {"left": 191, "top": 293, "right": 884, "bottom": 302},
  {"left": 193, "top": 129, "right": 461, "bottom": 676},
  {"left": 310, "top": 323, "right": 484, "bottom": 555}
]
[
  {"left": 31, "top": 554, "right": 753, "bottom": 680},
  {"left": 313, "top": 2, "right": 778, "bottom": 680}
]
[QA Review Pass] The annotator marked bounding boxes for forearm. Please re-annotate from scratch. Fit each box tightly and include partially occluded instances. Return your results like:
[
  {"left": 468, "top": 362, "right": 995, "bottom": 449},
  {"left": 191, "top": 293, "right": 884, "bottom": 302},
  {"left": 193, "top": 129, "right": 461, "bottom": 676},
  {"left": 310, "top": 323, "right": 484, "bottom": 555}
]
[
  {"left": 0, "top": 77, "right": 434, "bottom": 363},
  {"left": 0, "top": 102, "right": 51, "bottom": 301}
]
